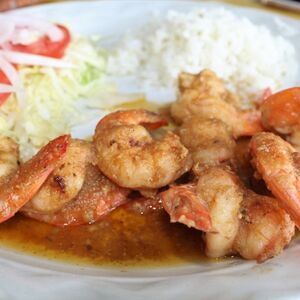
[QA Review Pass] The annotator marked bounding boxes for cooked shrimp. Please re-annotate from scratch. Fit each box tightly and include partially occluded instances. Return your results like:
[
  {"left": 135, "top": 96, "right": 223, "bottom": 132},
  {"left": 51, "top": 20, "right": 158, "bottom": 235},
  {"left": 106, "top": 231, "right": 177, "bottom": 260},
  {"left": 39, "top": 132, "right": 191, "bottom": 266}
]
[
  {"left": 175, "top": 69, "right": 241, "bottom": 109},
  {"left": 160, "top": 184, "right": 212, "bottom": 232},
  {"left": 179, "top": 97, "right": 262, "bottom": 138},
  {"left": 23, "top": 139, "right": 92, "bottom": 213},
  {"left": 260, "top": 87, "right": 300, "bottom": 149},
  {"left": 0, "top": 136, "right": 19, "bottom": 183},
  {"left": 260, "top": 87, "right": 300, "bottom": 134},
  {"left": 161, "top": 167, "right": 242, "bottom": 257},
  {"left": 22, "top": 164, "right": 130, "bottom": 226},
  {"left": 94, "top": 109, "right": 192, "bottom": 189},
  {"left": 171, "top": 70, "right": 263, "bottom": 137},
  {"left": 161, "top": 165, "right": 294, "bottom": 262},
  {"left": 234, "top": 191, "right": 295, "bottom": 263},
  {"left": 197, "top": 167, "right": 243, "bottom": 258},
  {"left": 0, "top": 135, "right": 70, "bottom": 223},
  {"left": 178, "top": 117, "right": 235, "bottom": 174},
  {"left": 250, "top": 132, "right": 300, "bottom": 229}
]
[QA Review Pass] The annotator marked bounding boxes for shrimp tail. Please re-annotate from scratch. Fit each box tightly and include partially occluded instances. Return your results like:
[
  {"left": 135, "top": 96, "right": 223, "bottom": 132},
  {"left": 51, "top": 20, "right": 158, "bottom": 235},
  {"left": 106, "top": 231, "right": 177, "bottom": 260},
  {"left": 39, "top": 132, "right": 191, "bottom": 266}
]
[
  {"left": 160, "top": 184, "right": 212, "bottom": 232},
  {"left": 0, "top": 135, "right": 70, "bottom": 223},
  {"left": 250, "top": 132, "right": 300, "bottom": 229}
]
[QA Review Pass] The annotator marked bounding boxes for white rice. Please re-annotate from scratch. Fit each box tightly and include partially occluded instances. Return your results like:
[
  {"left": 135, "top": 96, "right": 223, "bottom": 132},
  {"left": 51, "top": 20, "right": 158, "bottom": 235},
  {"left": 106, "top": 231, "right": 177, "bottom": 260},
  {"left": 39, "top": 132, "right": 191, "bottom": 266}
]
[{"left": 108, "top": 8, "right": 298, "bottom": 101}]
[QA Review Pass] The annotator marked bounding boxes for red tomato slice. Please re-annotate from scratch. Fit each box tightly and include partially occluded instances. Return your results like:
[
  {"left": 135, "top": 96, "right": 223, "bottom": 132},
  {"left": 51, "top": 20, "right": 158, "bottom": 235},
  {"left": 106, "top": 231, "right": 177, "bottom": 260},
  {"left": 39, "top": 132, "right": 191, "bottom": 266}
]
[
  {"left": 0, "top": 69, "right": 12, "bottom": 106},
  {"left": 0, "top": 25, "right": 71, "bottom": 105},
  {"left": 9, "top": 25, "right": 71, "bottom": 59}
]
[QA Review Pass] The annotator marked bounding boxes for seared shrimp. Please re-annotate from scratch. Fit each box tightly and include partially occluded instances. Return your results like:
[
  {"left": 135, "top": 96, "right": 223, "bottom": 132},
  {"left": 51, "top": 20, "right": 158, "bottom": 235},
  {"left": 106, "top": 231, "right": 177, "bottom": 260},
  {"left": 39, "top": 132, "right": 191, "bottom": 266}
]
[
  {"left": 161, "top": 167, "right": 242, "bottom": 257},
  {"left": 260, "top": 87, "right": 300, "bottom": 134},
  {"left": 94, "top": 109, "right": 192, "bottom": 189},
  {"left": 260, "top": 87, "right": 300, "bottom": 149},
  {"left": 234, "top": 191, "right": 295, "bottom": 263},
  {"left": 161, "top": 165, "right": 294, "bottom": 262},
  {"left": 22, "top": 164, "right": 130, "bottom": 226},
  {"left": 174, "top": 69, "right": 241, "bottom": 109},
  {"left": 250, "top": 132, "right": 300, "bottom": 229},
  {"left": 178, "top": 117, "right": 235, "bottom": 174},
  {"left": 171, "top": 70, "right": 263, "bottom": 137},
  {"left": 0, "top": 135, "right": 70, "bottom": 223},
  {"left": 0, "top": 136, "right": 19, "bottom": 183},
  {"left": 23, "top": 139, "right": 92, "bottom": 213},
  {"left": 197, "top": 167, "right": 243, "bottom": 258}
]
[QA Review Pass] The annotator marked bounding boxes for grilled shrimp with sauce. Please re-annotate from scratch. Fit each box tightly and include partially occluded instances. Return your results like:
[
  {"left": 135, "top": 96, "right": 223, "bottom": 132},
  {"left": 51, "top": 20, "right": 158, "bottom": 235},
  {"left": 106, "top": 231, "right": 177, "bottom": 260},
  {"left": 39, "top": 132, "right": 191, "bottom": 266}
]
[
  {"left": 178, "top": 117, "right": 235, "bottom": 174},
  {"left": 235, "top": 190, "right": 294, "bottom": 262},
  {"left": 250, "top": 132, "right": 300, "bottom": 229},
  {"left": 260, "top": 87, "right": 300, "bottom": 150},
  {"left": 161, "top": 167, "right": 242, "bottom": 257},
  {"left": 23, "top": 139, "right": 92, "bottom": 214},
  {"left": 171, "top": 70, "right": 263, "bottom": 138},
  {"left": 21, "top": 140, "right": 130, "bottom": 226},
  {"left": 0, "top": 135, "right": 70, "bottom": 223},
  {"left": 160, "top": 166, "right": 294, "bottom": 262},
  {"left": 196, "top": 167, "right": 243, "bottom": 258},
  {"left": 94, "top": 109, "right": 192, "bottom": 189},
  {"left": 22, "top": 164, "right": 130, "bottom": 226}
]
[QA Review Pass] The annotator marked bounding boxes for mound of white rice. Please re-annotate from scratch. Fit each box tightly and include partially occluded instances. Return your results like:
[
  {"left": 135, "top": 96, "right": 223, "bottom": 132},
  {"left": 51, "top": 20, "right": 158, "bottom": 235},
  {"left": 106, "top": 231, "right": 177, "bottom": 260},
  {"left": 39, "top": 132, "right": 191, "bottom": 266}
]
[{"left": 108, "top": 8, "right": 298, "bottom": 100}]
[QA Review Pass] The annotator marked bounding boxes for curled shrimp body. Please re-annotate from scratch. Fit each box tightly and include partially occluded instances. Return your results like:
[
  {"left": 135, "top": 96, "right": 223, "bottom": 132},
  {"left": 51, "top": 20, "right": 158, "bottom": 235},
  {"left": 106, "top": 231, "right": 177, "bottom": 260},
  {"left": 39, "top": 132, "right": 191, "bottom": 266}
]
[
  {"left": 161, "top": 167, "right": 242, "bottom": 257},
  {"left": 260, "top": 88, "right": 300, "bottom": 134},
  {"left": 250, "top": 132, "right": 300, "bottom": 229},
  {"left": 173, "top": 69, "right": 241, "bottom": 112},
  {"left": 178, "top": 117, "right": 235, "bottom": 173},
  {"left": 94, "top": 109, "right": 192, "bottom": 189},
  {"left": 0, "top": 135, "right": 70, "bottom": 223},
  {"left": 171, "top": 70, "right": 262, "bottom": 138},
  {"left": 234, "top": 191, "right": 295, "bottom": 263},
  {"left": 197, "top": 167, "right": 243, "bottom": 258},
  {"left": 260, "top": 87, "right": 300, "bottom": 149},
  {"left": 0, "top": 136, "right": 19, "bottom": 183},
  {"left": 22, "top": 164, "right": 130, "bottom": 226},
  {"left": 23, "top": 139, "right": 92, "bottom": 214},
  {"left": 160, "top": 166, "right": 294, "bottom": 262}
]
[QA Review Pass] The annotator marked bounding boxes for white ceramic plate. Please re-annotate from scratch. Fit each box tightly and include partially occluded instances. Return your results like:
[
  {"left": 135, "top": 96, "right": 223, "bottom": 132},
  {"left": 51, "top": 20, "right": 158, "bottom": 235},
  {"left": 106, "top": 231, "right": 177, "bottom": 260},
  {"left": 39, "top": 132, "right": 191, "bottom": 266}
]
[{"left": 1, "top": 1, "right": 300, "bottom": 299}]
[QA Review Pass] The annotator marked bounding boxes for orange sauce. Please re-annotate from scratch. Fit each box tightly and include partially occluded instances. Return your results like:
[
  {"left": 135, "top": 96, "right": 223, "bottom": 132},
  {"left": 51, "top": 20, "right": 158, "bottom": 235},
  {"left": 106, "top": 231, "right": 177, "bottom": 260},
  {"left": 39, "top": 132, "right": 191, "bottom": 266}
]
[{"left": 0, "top": 208, "right": 210, "bottom": 267}]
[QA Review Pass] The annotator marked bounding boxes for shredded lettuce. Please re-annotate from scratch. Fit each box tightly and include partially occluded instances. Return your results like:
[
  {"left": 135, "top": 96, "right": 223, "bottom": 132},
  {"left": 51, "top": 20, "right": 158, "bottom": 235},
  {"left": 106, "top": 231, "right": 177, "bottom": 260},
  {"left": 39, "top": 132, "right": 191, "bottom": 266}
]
[{"left": 0, "top": 35, "right": 109, "bottom": 160}]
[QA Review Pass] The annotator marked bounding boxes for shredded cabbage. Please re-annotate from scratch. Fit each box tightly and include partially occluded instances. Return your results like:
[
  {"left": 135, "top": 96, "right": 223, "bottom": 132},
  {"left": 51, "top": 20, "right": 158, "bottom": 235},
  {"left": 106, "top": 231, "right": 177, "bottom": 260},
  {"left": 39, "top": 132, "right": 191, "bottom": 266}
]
[{"left": 0, "top": 35, "right": 109, "bottom": 160}]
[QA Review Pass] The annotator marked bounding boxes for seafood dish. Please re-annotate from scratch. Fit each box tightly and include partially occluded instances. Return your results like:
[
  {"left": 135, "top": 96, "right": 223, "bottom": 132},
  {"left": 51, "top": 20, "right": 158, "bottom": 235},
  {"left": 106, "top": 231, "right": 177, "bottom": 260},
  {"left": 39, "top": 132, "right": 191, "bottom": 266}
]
[
  {"left": 0, "top": 4, "right": 300, "bottom": 273},
  {"left": 0, "top": 66, "right": 300, "bottom": 265}
]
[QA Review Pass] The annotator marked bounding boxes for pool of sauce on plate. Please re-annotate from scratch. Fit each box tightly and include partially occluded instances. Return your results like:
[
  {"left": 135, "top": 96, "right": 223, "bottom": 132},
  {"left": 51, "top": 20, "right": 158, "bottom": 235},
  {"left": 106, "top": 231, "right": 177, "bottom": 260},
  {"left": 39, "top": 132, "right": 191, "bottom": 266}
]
[{"left": 0, "top": 208, "right": 210, "bottom": 267}]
